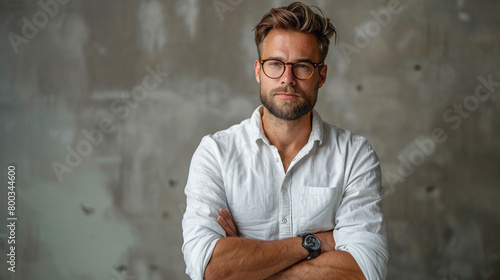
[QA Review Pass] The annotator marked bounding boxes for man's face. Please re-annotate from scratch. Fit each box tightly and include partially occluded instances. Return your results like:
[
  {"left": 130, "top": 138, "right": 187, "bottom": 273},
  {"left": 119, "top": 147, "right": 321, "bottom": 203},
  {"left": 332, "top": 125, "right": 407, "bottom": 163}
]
[{"left": 254, "top": 29, "right": 327, "bottom": 121}]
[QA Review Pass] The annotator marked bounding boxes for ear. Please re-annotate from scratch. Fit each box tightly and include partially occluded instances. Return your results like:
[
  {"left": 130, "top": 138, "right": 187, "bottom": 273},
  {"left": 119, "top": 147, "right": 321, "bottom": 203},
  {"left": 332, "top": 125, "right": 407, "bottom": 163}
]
[
  {"left": 318, "top": 65, "right": 328, "bottom": 89},
  {"left": 254, "top": 59, "right": 261, "bottom": 84}
]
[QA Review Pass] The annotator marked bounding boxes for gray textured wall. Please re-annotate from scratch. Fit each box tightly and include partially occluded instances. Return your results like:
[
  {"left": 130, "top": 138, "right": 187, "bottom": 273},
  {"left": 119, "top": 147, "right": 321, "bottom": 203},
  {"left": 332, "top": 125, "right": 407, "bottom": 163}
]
[{"left": 0, "top": 0, "right": 499, "bottom": 279}]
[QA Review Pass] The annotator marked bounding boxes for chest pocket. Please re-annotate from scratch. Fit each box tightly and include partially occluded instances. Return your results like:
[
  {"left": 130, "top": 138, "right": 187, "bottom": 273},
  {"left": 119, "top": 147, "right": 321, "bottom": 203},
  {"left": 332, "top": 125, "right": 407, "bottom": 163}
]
[{"left": 298, "top": 184, "right": 343, "bottom": 233}]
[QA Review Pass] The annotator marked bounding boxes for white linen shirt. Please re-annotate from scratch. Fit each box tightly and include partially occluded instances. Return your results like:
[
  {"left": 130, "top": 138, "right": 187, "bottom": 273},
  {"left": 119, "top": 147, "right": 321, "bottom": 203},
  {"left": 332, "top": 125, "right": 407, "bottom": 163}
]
[{"left": 182, "top": 106, "right": 388, "bottom": 280}]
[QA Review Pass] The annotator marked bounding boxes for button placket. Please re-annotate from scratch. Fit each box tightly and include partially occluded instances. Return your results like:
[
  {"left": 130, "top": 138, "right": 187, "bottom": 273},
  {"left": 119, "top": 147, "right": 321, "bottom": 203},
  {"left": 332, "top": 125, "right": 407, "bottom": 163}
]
[{"left": 278, "top": 171, "right": 293, "bottom": 238}]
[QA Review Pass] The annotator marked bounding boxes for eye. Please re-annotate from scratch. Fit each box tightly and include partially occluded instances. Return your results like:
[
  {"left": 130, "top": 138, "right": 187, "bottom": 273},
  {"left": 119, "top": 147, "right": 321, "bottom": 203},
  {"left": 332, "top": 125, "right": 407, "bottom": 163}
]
[
  {"left": 295, "top": 63, "right": 312, "bottom": 69},
  {"left": 268, "top": 61, "right": 283, "bottom": 67}
]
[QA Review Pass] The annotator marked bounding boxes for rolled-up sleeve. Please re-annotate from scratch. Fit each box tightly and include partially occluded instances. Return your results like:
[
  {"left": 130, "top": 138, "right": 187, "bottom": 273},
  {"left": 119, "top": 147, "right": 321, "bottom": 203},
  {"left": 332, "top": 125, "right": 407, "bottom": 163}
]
[
  {"left": 334, "top": 138, "right": 389, "bottom": 280},
  {"left": 182, "top": 136, "right": 227, "bottom": 280}
]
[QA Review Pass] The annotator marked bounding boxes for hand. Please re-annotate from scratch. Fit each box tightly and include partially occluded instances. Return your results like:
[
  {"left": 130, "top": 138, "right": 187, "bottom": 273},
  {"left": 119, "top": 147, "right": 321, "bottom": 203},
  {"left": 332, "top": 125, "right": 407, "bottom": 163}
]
[
  {"left": 217, "top": 208, "right": 240, "bottom": 237},
  {"left": 315, "top": 230, "right": 336, "bottom": 252}
]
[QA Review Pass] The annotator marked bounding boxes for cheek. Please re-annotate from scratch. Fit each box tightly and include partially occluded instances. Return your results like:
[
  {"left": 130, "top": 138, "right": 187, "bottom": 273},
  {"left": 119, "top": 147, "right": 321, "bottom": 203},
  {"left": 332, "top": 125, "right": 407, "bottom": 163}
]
[
  {"left": 260, "top": 80, "right": 271, "bottom": 92},
  {"left": 260, "top": 83, "right": 269, "bottom": 96}
]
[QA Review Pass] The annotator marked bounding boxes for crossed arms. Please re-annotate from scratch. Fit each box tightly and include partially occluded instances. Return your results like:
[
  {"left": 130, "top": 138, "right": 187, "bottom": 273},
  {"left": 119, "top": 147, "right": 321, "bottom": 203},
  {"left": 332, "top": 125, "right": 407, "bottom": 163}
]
[
  {"left": 205, "top": 208, "right": 365, "bottom": 280},
  {"left": 182, "top": 136, "right": 388, "bottom": 280}
]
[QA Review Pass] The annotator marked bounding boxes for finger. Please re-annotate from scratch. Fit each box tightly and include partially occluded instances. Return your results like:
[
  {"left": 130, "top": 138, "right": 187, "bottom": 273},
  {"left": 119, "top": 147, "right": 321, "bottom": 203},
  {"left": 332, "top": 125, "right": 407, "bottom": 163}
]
[
  {"left": 217, "top": 216, "right": 235, "bottom": 236},
  {"left": 226, "top": 209, "right": 235, "bottom": 220},
  {"left": 221, "top": 209, "right": 238, "bottom": 235},
  {"left": 218, "top": 214, "right": 238, "bottom": 237},
  {"left": 216, "top": 215, "right": 225, "bottom": 228},
  {"left": 220, "top": 208, "right": 230, "bottom": 219},
  {"left": 218, "top": 208, "right": 239, "bottom": 236},
  {"left": 220, "top": 209, "right": 233, "bottom": 226},
  {"left": 218, "top": 209, "right": 233, "bottom": 231},
  {"left": 219, "top": 209, "right": 233, "bottom": 228},
  {"left": 226, "top": 209, "right": 239, "bottom": 235}
]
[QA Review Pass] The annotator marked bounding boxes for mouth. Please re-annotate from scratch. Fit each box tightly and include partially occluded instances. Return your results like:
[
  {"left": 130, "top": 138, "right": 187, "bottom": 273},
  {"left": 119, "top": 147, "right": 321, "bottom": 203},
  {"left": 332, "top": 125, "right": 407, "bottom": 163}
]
[{"left": 274, "top": 92, "right": 300, "bottom": 99}]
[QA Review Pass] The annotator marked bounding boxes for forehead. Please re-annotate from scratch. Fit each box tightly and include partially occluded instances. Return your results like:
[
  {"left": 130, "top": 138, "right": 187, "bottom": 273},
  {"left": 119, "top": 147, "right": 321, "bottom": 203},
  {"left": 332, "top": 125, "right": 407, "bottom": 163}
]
[{"left": 261, "top": 29, "right": 320, "bottom": 61}]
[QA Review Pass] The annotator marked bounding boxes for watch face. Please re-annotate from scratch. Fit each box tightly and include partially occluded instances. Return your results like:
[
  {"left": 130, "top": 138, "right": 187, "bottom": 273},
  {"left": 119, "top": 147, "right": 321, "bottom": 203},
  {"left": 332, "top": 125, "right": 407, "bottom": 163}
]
[{"left": 305, "top": 235, "right": 321, "bottom": 250}]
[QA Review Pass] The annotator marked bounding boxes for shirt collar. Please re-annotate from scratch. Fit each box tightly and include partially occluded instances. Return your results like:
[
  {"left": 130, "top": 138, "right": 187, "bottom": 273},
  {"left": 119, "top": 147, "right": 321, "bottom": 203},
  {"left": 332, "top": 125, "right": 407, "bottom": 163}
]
[{"left": 249, "top": 105, "right": 324, "bottom": 146}]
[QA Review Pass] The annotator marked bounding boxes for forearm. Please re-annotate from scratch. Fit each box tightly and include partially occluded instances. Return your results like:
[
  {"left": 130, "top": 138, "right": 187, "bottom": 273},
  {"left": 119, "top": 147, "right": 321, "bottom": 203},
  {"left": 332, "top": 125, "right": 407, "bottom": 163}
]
[
  {"left": 204, "top": 236, "right": 307, "bottom": 280},
  {"left": 267, "top": 250, "right": 365, "bottom": 280}
]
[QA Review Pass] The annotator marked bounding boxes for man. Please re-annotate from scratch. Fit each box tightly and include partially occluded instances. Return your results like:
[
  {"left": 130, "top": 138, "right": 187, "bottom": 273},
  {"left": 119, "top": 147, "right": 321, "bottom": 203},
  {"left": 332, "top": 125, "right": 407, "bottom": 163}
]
[{"left": 182, "top": 2, "right": 388, "bottom": 279}]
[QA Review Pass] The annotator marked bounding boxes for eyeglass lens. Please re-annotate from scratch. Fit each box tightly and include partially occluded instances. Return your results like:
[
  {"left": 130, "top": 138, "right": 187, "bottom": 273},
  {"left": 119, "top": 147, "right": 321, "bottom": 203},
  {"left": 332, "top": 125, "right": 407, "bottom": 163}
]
[{"left": 263, "top": 60, "right": 315, "bottom": 79}]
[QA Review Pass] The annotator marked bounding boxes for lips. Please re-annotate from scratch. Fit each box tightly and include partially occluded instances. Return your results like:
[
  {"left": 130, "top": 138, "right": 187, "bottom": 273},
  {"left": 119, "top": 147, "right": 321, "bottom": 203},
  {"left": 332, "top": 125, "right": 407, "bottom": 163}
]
[{"left": 274, "top": 92, "right": 300, "bottom": 99}]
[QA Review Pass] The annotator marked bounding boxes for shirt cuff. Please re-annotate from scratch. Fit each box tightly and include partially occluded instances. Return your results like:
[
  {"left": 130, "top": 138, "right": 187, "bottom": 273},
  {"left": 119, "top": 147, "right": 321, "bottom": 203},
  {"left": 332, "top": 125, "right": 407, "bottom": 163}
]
[
  {"left": 334, "top": 230, "right": 389, "bottom": 280},
  {"left": 184, "top": 237, "right": 221, "bottom": 280}
]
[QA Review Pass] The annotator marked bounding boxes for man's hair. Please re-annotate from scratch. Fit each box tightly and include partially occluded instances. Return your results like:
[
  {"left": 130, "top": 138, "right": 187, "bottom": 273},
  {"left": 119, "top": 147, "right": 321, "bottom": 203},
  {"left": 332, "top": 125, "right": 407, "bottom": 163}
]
[{"left": 254, "top": 2, "right": 337, "bottom": 63}]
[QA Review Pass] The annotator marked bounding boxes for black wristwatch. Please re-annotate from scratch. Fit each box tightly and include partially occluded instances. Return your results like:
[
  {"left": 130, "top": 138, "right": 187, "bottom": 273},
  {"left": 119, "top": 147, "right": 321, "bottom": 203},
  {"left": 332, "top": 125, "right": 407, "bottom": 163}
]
[{"left": 299, "top": 233, "right": 321, "bottom": 260}]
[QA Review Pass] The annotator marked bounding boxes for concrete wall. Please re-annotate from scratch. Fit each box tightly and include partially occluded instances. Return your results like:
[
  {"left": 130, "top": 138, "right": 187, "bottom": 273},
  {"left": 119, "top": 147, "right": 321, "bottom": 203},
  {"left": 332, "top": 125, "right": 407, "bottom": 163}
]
[{"left": 0, "top": 0, "right": 499, "bottom": 279}]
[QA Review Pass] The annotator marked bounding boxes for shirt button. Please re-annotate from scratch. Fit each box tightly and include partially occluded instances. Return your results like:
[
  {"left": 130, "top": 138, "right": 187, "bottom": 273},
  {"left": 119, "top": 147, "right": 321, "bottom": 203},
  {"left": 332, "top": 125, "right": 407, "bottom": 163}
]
[
  {"left": 275, "top": 158, "right": 280, "bottom": 163},
  {"left": 281, "top": 188, "right": 287, "bottom": 193},
  {"left": 281, "top": 218, "right": 287, "bottom": 224}
]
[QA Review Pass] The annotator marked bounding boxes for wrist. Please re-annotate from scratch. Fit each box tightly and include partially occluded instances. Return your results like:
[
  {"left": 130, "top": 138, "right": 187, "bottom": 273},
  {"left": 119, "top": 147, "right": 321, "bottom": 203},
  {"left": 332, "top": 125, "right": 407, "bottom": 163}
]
[
  {"left": 299, "top": 233, "right": 321, "bottom": 261},
  {"left": 315, "top": 230, "right": 336, "bottom": 252}
]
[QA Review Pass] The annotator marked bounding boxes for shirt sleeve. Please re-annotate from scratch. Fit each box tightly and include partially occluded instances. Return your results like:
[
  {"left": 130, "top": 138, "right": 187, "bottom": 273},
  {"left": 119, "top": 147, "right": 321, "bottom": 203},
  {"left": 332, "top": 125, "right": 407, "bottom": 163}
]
[
  {"left": 334, "top": 138, "right": 389, "bottom": 280},
  {"left": 182, "top": 136, "right": 227, "bottom": 280}
]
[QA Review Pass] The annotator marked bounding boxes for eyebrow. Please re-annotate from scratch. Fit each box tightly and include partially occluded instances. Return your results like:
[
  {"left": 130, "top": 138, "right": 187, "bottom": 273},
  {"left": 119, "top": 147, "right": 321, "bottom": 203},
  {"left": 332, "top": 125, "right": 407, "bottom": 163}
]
[{"left": 263, "top": 56, "right": 315, "bottom": 63}]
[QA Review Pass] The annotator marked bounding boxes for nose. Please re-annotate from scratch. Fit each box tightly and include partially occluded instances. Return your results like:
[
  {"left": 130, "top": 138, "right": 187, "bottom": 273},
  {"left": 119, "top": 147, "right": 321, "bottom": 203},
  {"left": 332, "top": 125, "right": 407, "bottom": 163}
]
[{"left": 280, "top": 64, "right": 297, "bottom": 86}]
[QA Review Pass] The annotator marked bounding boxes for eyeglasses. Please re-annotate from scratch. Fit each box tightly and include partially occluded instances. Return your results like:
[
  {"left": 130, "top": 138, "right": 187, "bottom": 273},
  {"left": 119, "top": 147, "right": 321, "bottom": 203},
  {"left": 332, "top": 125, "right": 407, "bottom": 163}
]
[{"left": 260, "top": 59, "right": 324, "bottom": 80}]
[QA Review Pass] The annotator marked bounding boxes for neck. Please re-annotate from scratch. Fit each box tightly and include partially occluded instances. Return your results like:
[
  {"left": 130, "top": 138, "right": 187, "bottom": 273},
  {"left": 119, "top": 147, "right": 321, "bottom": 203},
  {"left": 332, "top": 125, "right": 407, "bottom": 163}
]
[{"left": 260, "top": 107, "right": 312, "bottom": 153}]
